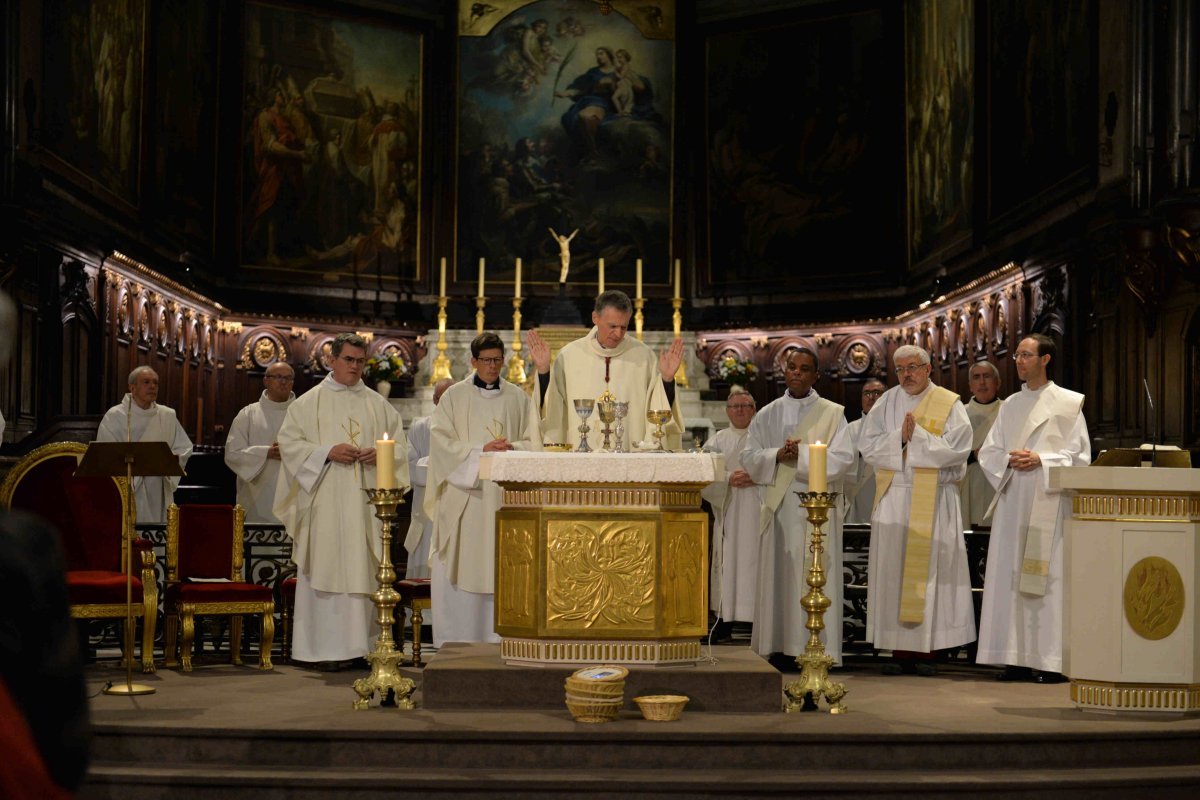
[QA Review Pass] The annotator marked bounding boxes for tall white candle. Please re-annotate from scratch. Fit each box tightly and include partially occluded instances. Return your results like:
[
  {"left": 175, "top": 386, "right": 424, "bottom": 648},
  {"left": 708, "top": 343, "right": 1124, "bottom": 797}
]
[
  {"left": 598, "top": 258, "right": 605, "bottom": 293},
  {"left": 514, "top": 258, "right": 522, "bottom": 299},
  {"left": 636, "top": 259, "right": 643, "bottom": 299},
  {"left": 376, "top": 433, "right": 396, "bottom": 490},
  {"left": 674, "top": 259, "right": 681, "bottom": 300},
  {"left": 439, "top": 257, "right": 446, "bottom": 297},
  {"left": 808, "top": 441, "right": 828, "bottom": 493},
  {"left": 478, "top": 258, "right": 486, "bottom": 298}
]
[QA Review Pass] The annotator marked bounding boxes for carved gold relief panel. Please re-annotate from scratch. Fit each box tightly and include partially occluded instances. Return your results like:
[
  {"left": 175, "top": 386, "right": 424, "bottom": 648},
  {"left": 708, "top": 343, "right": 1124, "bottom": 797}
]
[
  {"left": 544, "top": 518, "right": 657, "bottom": 635},
  {"left": 496, "top": 518, "right": 538, "bottom": 631},
  {"left": 660, "top": 515, "right": 708, "bottom": 636}
]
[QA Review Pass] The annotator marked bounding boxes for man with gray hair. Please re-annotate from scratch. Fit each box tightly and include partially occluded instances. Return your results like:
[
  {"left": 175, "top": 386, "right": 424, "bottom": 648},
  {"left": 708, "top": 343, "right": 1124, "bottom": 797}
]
[
  {"left": 859, "top": 345, "right": 975, "bottom": 675},
  {"left": 96, "top": 366, "right": 193, "bottom": 523},
  {"left": 527, "top": 290, "right": 685, "bottom": 450},
  {"left": 274, "top": 333, "right": 409, "bottom": 670},
  {"left": 224, "top": 362, "right": 297, "bottom": 523},
  {"left": 960, "top": 360, "right": 1002, "bottom": 527}
]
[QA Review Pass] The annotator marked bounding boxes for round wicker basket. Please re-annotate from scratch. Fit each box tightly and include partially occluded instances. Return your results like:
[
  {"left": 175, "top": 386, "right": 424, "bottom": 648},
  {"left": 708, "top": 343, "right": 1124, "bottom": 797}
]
[
  {"left": 633, "top": 694, "right": 689, "bottom": 722},
  {"left": 565, "top": 697, "right": 622, "bottom": 723},
  {"left": 564, "top": 677, "right": 625, "bottom": 697},
  {"left": 571, "top": 665, "right": 630, "bottom": 682}
]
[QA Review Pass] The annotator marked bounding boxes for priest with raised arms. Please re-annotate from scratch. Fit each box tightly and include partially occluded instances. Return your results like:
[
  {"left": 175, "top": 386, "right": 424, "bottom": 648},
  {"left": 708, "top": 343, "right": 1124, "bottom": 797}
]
[
  {"left": 741, "top": 347, "right": 853, "bottom": 667},
  {"left": 223, "top": 362, "right": 295, "bottom": 523},
  {"left": 96, "top": 366, "right": 193, "bottom": 524},
  {"left": 526, "top": 290, "right": 684, "bottom": 451},
  {"left": 273, "top": 333, "right": 408, "bottom": 670},
  {"left": 859, "top": 344, "right": 975, "bottom": 676},
  {"left": 426, "top": 333, "right": 540, "bottom": 647},
  {"left": 977, "top": 333, "right": 1089, "bottom": 684}
]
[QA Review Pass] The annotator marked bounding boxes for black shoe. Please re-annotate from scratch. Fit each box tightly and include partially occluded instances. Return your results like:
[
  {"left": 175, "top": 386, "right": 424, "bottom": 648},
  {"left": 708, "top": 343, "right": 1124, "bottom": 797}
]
[
  {"left": 995, "top": 665, "right": 1034, "bottom": 682},
  {"left": 882, "top": 660, "right": 917, "bottom": 676},
  {"left": 1033, "top": 670, "right": 1068, "bottom": 684},
  {"left": 915, "top": 662, "right": 938, "bottom": 677}
]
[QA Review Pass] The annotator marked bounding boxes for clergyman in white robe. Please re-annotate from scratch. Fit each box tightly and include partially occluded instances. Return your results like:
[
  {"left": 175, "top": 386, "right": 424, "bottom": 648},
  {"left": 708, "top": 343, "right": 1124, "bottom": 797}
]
[
  {"left": 701, "top": 420, "right": 763, "bottom": 623},
  {"left": 976, "top": 381, "right": 1089, "bottom": 673},
  {"left": 425, "top": 373, "right": 539, "bottom": 647},
  {"left": 741, "top": 390, "right": 852, "bottom": 662},
  {"left": 961, "top": 396, "right": 1001, "bottom": 528},
  {"left": 96, "top": 396, "right": 193, "bottom": 524},
  {"left": 274, "top": 373, "right": 408, "bottom": 664},
  {"left": 859, "top": 381, "right": 976, "bottom": 654},
  {"left": 224, "top": 389, "right": 294, "bottom": 523},
  {"left": 842, "top": 417, "right": 875, "bottom": 525},
  {"left": 403, "top": 415, "right": 433, "bottom": 579}
]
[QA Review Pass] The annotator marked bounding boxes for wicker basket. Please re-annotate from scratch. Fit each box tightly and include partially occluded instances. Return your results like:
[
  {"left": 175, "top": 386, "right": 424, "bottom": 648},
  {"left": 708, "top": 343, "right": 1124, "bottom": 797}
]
[
  {"left": 565, "top": 697, "right": 623, "bottom": 723},
  {"left": 633, "top": 694, "right": 689, "bottom": 722},
  {"left": 571, "top": 665, "right": 630, "bottom": 682},
  {"left": 564, "top": 677, "right": 625, "bottom": 698}
]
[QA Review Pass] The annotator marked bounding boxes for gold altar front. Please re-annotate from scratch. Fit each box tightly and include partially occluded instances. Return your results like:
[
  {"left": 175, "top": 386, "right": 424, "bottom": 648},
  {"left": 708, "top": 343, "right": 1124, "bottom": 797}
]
[{"left": 484, "top": 453, "right": 714, "bottom": 666}]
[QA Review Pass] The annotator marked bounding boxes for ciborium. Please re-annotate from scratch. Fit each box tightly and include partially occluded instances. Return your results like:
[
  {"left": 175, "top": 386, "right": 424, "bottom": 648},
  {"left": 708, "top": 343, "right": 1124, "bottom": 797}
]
[
  {"left": 596, "top": 391, "right": 616, "bottom": 451},
  {"left": 645, "top": 409, "right": 672, "bottom": 452},
  {"left": 353, "top": 488, "right": 416, "bottom": 710},
  {"left": 613, "top": 402, "right": 629, "bottom": 453},
  {"left": 782, "top": 491, "right": 848, "bottom": 715},
  {"left": 573, "top": 398, "right": 595, "bottom": 453}
]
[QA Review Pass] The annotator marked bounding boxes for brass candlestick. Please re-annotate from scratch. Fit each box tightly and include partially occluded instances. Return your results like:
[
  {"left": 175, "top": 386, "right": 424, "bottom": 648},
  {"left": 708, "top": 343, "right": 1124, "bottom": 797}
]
[
  {"left": 783, "top": 491, "right": 848, "bottom": 715},
  {"left": 507, "top": 297, "right": 527, "bottom": 386},
  {"left": 634, "top": 296, "right": 645, "bottom": 341},
  {"left": 475, "top": 296, "right": 487, "bottom": 334},
  {"left": 353, "top": 488, "right": 416, "bottom": 710},
  {"left": 430, "top": 296, "right": 453, "bottom": 384},
  {"left": 670, "top": 296, "right": 689, "bottom": 388}
]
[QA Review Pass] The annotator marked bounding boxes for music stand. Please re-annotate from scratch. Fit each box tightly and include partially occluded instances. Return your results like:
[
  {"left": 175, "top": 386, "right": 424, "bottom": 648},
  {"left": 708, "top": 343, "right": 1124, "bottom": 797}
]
[{"left": 76, "top": 441, "right": 184, "bottom": 696}]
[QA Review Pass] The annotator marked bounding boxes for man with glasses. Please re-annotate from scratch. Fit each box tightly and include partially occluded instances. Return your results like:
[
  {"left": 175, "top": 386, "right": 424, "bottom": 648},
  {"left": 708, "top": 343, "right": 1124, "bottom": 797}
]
[
  {"left": 844, "top": 378, "right": 886, "bottom": 524},
  {"left": 977, "top": 334, "right": 1089, "bottom": 684},
  {"left": 860, "top": 345, "right": 975, "bottom": 676},
  {"left": 274, "top": 333, "right": 408, "bottom": 670},
  {"left": 742, "top": 348, "right": 853, "bottom": 669},
  {"left": 701, "top": 391, "right": 763, "bottom": 638},
  {"left": 224, "top": 362, "right": 296, "bottom": 523},
  {"left": 426, "top": 333, "right": 540, "bottom": 647},
  {"left": 960, "top": 360, "right": 1003, "bottom": 529},
  {"left": 527, "top": 290, "right": 685, "bottom": 450}
]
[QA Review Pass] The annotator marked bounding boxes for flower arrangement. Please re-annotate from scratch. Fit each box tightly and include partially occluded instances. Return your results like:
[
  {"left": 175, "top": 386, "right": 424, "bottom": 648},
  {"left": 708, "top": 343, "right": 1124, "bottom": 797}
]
[
  {"left": 364, "top": 353, "right": 408, "bottom": 383},
  {"left": 714, "top": 355, "right": 757, "bottom": 386}
]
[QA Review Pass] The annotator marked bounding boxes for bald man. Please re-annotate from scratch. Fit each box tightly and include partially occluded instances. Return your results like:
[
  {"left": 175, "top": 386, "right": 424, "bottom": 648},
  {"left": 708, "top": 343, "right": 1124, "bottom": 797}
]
[{"left": 225, "top": 363, "right": 297, "bottom": 523}]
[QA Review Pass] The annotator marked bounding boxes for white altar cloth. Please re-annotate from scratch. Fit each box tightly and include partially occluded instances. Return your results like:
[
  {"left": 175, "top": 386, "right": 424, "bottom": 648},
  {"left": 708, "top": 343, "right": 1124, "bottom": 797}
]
[{"left": 480, "top": 451, "right": 719, "bottom": 484}]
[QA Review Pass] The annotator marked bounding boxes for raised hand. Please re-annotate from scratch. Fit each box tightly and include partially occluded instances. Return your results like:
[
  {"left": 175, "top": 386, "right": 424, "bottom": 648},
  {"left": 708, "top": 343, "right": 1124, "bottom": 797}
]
[
  {"left": 659, "top": 337, "right": 685, "bottom": 382},
  {"left": 527, "top": 330, "right": 551, "bottom": 375}
]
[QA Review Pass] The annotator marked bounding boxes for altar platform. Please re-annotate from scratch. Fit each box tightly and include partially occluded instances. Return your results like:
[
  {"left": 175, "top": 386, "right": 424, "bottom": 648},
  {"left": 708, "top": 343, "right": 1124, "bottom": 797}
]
[{"left": 81, "top": 651, "right": 1200, "bottom": 799}]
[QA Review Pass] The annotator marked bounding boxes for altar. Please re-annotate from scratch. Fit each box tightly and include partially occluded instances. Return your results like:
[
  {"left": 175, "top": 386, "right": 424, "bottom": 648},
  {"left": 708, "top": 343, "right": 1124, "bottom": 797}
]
[{"left": 480, "top": 451, "right": 718, "bottom": 667}]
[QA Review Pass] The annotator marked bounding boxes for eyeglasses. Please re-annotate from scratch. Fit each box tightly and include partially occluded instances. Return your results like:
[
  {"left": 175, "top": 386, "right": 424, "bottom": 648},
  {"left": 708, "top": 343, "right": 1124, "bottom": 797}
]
[
  {"left": 1012, "top": 351, "right": 1038, "bottom": 361},
  {"left": 475, "top": 356, "right": 505, "bottom": 366},
  {"left": 338, "top": 356, "right": 367, "bottom": 366},
  {"left": 894, "top": 364, "right": 927, "bottom": 376}
]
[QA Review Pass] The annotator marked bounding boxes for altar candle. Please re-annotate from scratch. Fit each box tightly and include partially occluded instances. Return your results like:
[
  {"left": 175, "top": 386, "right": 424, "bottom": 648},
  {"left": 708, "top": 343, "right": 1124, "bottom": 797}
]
[
  {"left": 515, "top": 258, "right": 522, "bottom": 299},
  {"left": 478, "top": 258, "right": 486, "bottom": 298},
  {"left": 439, "top": 257, "right": 446, "bottom": 297},
  {"left": 376, "top": 433, "right": 396, "bottom": 490},
  {"left": 808, "top": 441, "right": 828, "bottom": 493},
  {"left": 674, "top": 259, "right": 681, "bottom": 299},
  {"left": 636, "top": 259, "right": 643, "bottom": 299},
  {"left": 598, "top": 258, "right": 605, "bottom": 293}
]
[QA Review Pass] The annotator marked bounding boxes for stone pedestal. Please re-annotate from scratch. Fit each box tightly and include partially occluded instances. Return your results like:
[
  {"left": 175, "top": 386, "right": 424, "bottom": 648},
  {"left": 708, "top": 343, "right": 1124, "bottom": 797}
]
[
  {"left": 482, "top": 452, "right": 717, "bottom": 667},
  {"left": 1053, "top": 466, "right": 1200, "bottom": 713}
]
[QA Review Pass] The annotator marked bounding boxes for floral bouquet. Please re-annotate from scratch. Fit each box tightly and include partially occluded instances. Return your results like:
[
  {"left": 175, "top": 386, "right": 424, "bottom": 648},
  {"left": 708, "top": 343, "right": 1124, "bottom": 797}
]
[
  {"left": 714, "top": 355, "right": 757, "bottom": 387},
  {"left": 364, "top": 353, "right": 407, "bottom": 383}
]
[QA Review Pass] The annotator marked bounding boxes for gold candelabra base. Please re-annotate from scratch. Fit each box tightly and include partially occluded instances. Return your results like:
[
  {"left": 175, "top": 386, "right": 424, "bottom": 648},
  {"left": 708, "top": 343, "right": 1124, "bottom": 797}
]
[
  {"left": 783, "top": 491, "right": 848, "bottom": 715},
  {"left": 353, "top": 488, "right": 416, "bottom": 710},
  {"left": 671, "top": 299, "right": 689, "bottom": 388},
  {"left": 430, "top": 299, "right": 453, "bottom": 385}
]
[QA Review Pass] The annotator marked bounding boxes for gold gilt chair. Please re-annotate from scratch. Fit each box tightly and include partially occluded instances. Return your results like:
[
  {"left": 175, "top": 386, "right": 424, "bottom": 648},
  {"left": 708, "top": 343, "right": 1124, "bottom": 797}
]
[
  {"left": 0, "top": 441, "right": 157, "bottom": 673},
  {"left": 163, "top": 504, "right": 274, "bottom": 672}
]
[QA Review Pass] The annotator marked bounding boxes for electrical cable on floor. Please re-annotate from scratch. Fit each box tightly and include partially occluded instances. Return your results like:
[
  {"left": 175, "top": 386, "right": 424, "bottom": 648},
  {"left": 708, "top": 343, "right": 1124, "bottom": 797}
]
[{"left": 89, "top": 681, "right": 113, "bottom": 698}]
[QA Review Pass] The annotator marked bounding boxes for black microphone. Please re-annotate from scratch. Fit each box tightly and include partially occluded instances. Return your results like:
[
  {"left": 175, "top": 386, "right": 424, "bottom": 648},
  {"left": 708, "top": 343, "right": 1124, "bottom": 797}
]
[{"left": 1143, "top": 378, "right": 1158, "bottom": 468}]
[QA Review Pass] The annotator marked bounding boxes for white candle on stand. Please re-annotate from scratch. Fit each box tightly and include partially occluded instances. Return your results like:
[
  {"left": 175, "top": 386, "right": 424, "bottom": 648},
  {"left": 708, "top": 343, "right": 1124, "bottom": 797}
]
[
  {"left": 478, "top": 258, "right": 486, "bottom": 298},
  {"left": 598, "top": 258, "right": 605, "bottom": 293},
  {"left": 636, "top": 259, "right": 643, "bottom": 299},
  {"left": 439, "top": 257, "right": 446, "bottom": 297},
  {"left": 515, "top": 258, "right": 522, "bottom": 299},
  {"left": 376, "top": 433, "right": 396, "bottom": 490},
  {"left": 808, "top": 441, "right": 828, "bottom": 492}
]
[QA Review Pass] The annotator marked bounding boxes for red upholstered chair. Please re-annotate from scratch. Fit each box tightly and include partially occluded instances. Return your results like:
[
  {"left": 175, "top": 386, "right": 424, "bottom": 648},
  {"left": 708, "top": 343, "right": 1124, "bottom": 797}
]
[
  {"left": 0, "top": 442, "right": 157, "bottom": 673},
  {"left": 163, "top": 504, "right": 274, "bottom": 672}
]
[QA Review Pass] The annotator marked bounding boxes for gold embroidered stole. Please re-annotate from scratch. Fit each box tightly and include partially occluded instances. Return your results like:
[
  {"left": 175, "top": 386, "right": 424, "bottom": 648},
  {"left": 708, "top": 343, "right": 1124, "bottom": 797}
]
[
  {"left": 758, "top": 398, "right": 842, "bottom": 535},
  {"left": 872, "top": 385, "right": 959, "bottom": 624}
]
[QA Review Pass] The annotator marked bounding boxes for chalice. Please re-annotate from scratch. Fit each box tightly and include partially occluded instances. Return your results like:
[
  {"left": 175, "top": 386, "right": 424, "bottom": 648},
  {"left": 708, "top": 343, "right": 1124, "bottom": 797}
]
[
  {"left": 573, "top": 398, "right": 595, "bottom": 453},
  {"left": 645, "top": 409, "right": 673, "bottom": 452},
  {"left": 613, "top": 402, "right": 629, "bottom": 453},
  {"left": 596, "top": 392, "right": 617, "bottom": 451}
]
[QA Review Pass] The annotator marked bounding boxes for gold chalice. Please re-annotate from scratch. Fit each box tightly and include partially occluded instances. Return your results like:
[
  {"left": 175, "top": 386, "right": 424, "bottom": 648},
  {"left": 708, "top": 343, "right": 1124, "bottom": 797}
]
[
  {"left": 597, "top": 392, "right": 617, "bottom": 451},
  {"left": 573, "top": 398, "right": 595, "bottom": 453},
  {"left": 645, "top": 409, "right": 673, "bottom": 452}
]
